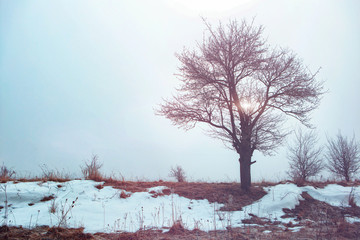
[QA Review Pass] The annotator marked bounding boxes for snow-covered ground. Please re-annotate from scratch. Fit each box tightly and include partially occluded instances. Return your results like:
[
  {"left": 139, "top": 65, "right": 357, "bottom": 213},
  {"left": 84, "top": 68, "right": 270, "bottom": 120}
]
[{"left": 0, "top": 180, "right": 359, "bottom": 233}]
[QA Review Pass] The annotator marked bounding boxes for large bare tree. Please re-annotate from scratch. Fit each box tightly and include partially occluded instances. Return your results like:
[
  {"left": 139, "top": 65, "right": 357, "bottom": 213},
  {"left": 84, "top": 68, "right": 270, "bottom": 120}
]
[
  {"left": 158, "top": 19, "right": 324, "bottom": 190},
  {"left": 326, "top": 132, "right": 360, "bottom": 182}
]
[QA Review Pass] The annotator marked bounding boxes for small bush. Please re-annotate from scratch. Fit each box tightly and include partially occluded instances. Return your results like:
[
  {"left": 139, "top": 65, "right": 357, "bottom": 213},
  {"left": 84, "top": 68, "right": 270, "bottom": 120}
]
[
  {"left": 169, "top": 165, "right": 186, "bottom": 182},
  {"left": 81, "top": 155, "right": 103, "bottom": 181},
  {"left": 0, "top": 163, "right": 15, "bottom": 181}
]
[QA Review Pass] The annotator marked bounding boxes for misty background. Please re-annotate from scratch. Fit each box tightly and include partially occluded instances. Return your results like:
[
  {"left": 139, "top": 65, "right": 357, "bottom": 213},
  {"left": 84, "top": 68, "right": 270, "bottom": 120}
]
[{"left": 1, "top": 0, "right": 359, "bottom": 181}]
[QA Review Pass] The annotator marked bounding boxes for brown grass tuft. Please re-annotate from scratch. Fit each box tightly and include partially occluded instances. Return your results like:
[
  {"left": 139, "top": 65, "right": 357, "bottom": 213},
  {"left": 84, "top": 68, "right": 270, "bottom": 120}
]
[
  {"left": 120, "top": 191, "right": 131, "bottom": 199},
  {"left": 167, "top": 221, "right": 186, "bottom": 235},
  {"left": 40, "top": 195, "right": 55, "bottom": 202}
]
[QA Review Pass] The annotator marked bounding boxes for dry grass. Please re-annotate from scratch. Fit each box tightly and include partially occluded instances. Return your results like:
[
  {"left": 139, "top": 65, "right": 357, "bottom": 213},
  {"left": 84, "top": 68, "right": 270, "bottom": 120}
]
[
  {"left": 0, "top": 225, "right": 93, "bottom": 240},
  {"left": 40, "top": 195, "right": 55, "bottom": 202},
  {"left": 49, "top": 199, "right": 57, "bottom": 214},
  {"left": 149, "top": 188, "right": 171, "bottom": 198},
  {"left": 39, "top": 164, "right": 72, "bottom": 182},
  {"left": 282, "top": 192, "right": 344, "bottom": 222},
  {"left": 3, "top": 223, "right": 360, "bottom": 240},
  {"left": 280, "top": 191, "right": 360, "bottom": 239},
  {"left": 14, "top": 177, "right": 71, "bottom": 183},
  {"left": 119, "top": 191, "right": 132, "bottom": 199},
  {"left": 95, "top": 184, "right": 104, "bottom": 190},
  {"left": 104, "top": 180, "right": 266, "bottom": 211}
]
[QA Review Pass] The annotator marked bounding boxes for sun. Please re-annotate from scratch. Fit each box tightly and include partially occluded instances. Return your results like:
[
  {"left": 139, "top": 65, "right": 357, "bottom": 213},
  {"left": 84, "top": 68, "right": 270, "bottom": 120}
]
[{"left": 240, "top": 100, "right": 259, "bottom": 113}]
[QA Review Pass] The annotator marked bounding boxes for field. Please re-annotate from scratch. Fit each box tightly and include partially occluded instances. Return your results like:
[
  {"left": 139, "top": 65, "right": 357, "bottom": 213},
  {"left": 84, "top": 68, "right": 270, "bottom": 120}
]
[{"left": 1, "top": 177, "right": 360, "bottom": 240}]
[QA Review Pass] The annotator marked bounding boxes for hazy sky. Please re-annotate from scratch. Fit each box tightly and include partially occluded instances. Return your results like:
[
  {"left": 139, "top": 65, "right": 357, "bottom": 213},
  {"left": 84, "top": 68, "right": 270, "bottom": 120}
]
[{"left": 1, "top": 0, "right": 359, "bottom": 181}]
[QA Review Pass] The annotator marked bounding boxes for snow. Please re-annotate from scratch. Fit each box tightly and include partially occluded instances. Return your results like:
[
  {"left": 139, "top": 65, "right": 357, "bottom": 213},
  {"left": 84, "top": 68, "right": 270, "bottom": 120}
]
[
  {"left": 241, "top": 183, "right": 304, "bottom": 221},
  {"left": 345, "top": 216, "right": 360, "bottom": 223},
  {"left": 0, "top": 180, "right": 359, "bottom": 233},
  {"left": 302, "top": 184, "right": 360, "bottom": 207}
]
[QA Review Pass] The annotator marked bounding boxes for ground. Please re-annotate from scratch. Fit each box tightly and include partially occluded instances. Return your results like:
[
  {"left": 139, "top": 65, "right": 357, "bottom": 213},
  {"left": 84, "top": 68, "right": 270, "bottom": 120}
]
[{"left": 1, "top": 179, "right": 360, "bottom": 239}]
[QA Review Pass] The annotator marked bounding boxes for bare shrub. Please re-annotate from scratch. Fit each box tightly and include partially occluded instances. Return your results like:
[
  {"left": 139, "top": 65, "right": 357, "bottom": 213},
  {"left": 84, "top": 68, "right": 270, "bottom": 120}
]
[
  {"left": 56, "top": 197, "right": 78, "bottom": 227},
  {"left": 169, "top": 165, "right": 186, "bottom": 182},
  {"left": 49, "top": 199, "right": 58, "bottom": 214},
  {"left": 0, "top": 163, "right": 15, "bottom": 181},
  {"left": 0, "top": 163, "right": 15, "bottom": 226},
  {"left": 287, "top": 129, "right": 323, "bottom": 182},
  {"left": 326, "top": 132, "right": 360, "bottom": 182},
  {"left": 81, "top": 154, "right": 103, "bottom": 181}
]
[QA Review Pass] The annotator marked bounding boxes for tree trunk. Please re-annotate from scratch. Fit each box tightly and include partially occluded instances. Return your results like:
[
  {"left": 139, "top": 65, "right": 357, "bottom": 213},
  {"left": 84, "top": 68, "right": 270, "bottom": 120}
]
[
  {"left": 240, "top": 159, "right": 251, "bottom": 190},
  {"left": 238, "top": 126, "right": 253, "bottom": 190},
  {"left": 345, "top": 173, "right": 350, "bottom": 182},
  {"left": 239, "top": 144, "right": 253, "bottom": 190}
]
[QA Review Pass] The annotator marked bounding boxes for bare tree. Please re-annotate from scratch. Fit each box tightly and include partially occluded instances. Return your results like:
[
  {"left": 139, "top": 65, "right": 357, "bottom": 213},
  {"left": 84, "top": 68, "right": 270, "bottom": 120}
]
[
  {"left": 157, "top": 19, "right": 324, "bottom": 190},
  {"left": 326, "top": 132, "right": 360, "bottom": 182},
  {"left": 287, "top": 129, "right": 323, "bottom": 182},
  {"left": 169, "top": 165, "right": 186, "bottom": 182}
]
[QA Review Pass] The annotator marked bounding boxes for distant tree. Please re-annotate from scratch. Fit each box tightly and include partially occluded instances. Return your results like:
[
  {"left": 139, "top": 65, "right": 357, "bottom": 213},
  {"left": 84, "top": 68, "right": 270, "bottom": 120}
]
[
  {"left": 287, "top": 129, "right": 323, "bottom": 182},
  {"left": 326, "top": 132, "right": 360, "bottom": 182},
  {"left": 169, "top": 165, "right": 186, "bottom": 182},
  {"left": 157, "top": 19, "right": 324, "bottom": 190}
]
